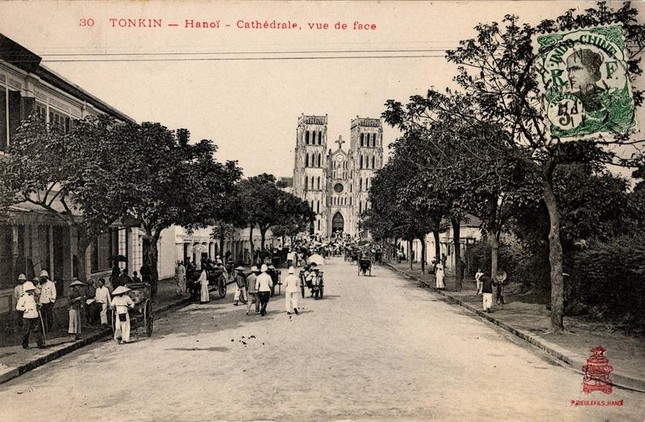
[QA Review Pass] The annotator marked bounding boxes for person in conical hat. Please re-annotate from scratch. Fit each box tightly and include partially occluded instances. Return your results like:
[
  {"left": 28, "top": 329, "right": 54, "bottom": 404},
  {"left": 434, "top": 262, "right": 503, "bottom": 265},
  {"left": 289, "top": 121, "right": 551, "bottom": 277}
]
[
  {"left": 111, "top": 286, "right": 131, "bottom": 296},
  {"left": 255, "top": 264, "right": 273, "bottom": 316},
  {"left": 233, "top": 266, "right": 247, "bottom": 306},
  {"left": 283, "top": 266, "right": 300, "bottom": 315},
  {"left": 111, "top": 286, "right": 134, "bottom": 343},
  {"left": 246, "top": 266, "right": 260, "bottom": 315},
  {"left": 68, "top": 279, "right": 85, "bottom": 340},
  {"left": 16, "top": 281, "right": 44, "bottom": 349}
]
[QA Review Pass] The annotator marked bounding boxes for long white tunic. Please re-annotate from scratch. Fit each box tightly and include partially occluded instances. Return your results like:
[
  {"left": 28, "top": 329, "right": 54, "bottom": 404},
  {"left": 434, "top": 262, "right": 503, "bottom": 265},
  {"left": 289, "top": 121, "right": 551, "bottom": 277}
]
[
  {"left": 199, "top": 270, "right": 210, "bottom": 302},
  {"left": 435, "top": 264, "right": 445, "bottom": 289}
]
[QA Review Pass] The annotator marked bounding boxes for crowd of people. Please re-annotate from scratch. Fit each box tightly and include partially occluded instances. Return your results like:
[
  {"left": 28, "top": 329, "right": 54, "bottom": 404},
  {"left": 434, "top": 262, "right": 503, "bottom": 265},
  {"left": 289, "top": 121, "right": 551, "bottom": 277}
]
[
  {"left": 12, "top": 263, "right": 154, "bottom": 349},
  {"left": 13, "top": 240, "right": 337, "bottom": 349}
]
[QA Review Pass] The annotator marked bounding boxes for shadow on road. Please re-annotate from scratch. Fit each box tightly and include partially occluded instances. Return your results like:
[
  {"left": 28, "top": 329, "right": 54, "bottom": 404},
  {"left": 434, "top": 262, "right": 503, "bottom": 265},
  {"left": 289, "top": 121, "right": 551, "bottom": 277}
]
[{"left": 165, "top": 346, "right": 229, "bottom": 352}]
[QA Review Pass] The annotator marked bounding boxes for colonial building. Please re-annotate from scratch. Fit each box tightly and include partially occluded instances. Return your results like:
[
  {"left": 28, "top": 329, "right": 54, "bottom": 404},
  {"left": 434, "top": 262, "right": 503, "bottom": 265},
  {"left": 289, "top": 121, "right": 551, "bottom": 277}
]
[
  {"left": 0, "top": 33, "right": 277, "bottom": 318},
  {"left": 292, "top": 114, "right": 384, "bottom": 238},
  {"left": 0, "top": 33, "right": 140, "bottom": 314}
]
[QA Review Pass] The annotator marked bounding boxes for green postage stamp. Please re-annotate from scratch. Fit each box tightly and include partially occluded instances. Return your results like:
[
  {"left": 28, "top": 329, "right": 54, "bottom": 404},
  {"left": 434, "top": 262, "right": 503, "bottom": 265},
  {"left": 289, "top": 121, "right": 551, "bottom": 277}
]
[{"left": 534, "top": 25, "right": 636, "bottom": 140}]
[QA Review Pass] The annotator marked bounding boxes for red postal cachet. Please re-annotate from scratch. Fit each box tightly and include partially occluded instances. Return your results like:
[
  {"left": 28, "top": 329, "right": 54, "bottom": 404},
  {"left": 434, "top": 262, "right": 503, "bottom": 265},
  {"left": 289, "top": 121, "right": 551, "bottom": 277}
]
[{"left": 582, "top": 345, "right": 613, "bottom": 394}]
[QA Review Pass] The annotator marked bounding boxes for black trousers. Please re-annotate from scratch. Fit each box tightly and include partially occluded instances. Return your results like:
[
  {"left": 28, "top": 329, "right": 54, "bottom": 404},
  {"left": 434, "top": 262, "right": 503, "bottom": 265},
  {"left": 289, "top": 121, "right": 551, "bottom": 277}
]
[
  {"left": 22, "top": 318, "right": 44, "bottom": 348},
  {"left": 258, "top": 292, "right": 271, "bottom": 315},
  {"left": 40, "top": 303, "right": 54, "bottom": 332}
]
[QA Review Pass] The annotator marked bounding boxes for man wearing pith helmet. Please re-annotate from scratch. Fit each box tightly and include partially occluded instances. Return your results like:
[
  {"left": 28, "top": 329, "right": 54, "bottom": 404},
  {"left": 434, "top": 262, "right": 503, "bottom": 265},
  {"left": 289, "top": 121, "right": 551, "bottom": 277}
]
[
  {"left": 255, "top": 264, "right": 273, "bottom": 316},
  {"left": 38, "top": 270, "right": 56, "bottom": 333},
  {"left": 283, "top": 266, "right": 300, "bottom": 315},
  {"left": 16, "top": 281, "right": 45, "bottom": 349},
  {"left": 13, "top": 274, "right": 27, "bottom": 329}
]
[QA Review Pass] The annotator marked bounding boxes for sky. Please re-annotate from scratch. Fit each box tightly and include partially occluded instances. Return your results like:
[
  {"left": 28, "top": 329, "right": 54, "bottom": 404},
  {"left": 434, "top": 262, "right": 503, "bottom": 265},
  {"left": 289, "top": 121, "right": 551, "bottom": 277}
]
[{"left": 1, "top": 1, "right": 642, "bottom": 178}]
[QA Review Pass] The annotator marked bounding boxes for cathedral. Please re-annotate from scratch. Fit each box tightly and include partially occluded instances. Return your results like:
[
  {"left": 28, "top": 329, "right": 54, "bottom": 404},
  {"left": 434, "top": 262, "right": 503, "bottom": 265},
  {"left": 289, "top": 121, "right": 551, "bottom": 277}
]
[{"left": 292, "top": 114, "right": 384, "bottom": 239}]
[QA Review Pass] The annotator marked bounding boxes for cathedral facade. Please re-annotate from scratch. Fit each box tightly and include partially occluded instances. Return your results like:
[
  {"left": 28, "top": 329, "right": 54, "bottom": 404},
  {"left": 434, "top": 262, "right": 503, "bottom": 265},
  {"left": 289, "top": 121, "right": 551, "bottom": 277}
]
[{"left": 292, "top": 114, "right": 384, "bottom": 239}]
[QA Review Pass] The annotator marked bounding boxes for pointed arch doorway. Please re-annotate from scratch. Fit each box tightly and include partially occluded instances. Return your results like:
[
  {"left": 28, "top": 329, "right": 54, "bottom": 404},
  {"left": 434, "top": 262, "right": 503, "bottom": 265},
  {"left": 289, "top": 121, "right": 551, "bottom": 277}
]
[{"left": 332, "top": 211, "right": 344, "bottom": 234}]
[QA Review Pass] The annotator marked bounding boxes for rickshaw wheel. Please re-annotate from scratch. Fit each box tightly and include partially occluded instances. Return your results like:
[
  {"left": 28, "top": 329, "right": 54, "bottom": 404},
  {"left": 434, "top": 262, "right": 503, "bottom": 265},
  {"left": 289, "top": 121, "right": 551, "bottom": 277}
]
[
  {"left": 218, "top": 276, "right": 227, "bottom": 298},
  {"left": 144, "top": 300, "right": 154, "bottom": 337}
]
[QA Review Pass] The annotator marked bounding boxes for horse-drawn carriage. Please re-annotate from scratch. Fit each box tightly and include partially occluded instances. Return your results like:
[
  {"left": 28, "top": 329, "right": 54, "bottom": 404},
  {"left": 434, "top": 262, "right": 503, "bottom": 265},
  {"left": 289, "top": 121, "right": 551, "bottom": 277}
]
[
  {"left": 358, "top": 258, "right": 372, "bottom": 276},
  {"left": 187, "top": 266, "right": 228, "bottom": 301},
  {"left": 113, "top": 282, "right": 153, "bottom": 337}
]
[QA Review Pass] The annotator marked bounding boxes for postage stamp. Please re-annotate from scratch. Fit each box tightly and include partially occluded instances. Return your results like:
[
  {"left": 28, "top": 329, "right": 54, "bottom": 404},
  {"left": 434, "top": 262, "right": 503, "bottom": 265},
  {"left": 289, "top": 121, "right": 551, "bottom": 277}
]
[{"left": 534, "top": 24, "right": 636, "bottom": 140}]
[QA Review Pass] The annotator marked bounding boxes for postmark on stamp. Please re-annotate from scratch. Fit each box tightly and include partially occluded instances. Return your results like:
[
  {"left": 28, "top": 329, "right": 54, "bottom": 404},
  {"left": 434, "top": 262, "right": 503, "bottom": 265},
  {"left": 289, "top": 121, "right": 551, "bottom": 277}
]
[{"left": 534, "top": 25, "right": 636, "bottom": 140}]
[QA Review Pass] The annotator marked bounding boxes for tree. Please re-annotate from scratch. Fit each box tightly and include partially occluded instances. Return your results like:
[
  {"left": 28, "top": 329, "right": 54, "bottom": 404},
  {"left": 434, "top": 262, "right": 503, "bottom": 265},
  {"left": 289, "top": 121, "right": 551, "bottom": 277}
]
[
  {"left": 364, "top": 138, "right": 439, "bottom": 271},
  {"left": 270, "top": 190, "right": 315, "bottom": 246},
  {"left": 123, "top": 125, "right": 241, "bottom": 289},
  {"left": 4, "top": 115, "right": 132, "bottom": 281},
  {"left": 383, "top": 2, "right": 645, "bottom": 332},
  {"left": 0, "top": 154, "right": 18, "bottom": 216},
  {"left": 237, "top": 174, "right": 286, "bottom": 252}
]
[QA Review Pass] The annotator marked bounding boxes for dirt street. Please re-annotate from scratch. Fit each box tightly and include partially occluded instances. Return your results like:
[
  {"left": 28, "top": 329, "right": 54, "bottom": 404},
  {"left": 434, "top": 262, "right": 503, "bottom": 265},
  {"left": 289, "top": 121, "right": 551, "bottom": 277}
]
[{"left": 0, "top": 257, "right": 643, "bottom": 421}]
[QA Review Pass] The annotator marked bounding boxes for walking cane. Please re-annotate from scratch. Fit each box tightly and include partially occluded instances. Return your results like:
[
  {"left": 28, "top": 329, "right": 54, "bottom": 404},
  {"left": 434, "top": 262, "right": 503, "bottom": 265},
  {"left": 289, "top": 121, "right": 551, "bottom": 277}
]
[{"left": 37, "top": 306, "right": 47, "bottom": 347}]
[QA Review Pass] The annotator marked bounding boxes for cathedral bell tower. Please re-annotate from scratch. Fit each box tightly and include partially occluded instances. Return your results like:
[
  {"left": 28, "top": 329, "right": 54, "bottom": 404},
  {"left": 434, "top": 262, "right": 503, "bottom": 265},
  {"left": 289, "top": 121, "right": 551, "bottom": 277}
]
[
  {"left": 350, "top": 116, "right": 383, "bottom": 238},
  {"left": 292, "top": 114, "right": 328, "bottom": 236}
]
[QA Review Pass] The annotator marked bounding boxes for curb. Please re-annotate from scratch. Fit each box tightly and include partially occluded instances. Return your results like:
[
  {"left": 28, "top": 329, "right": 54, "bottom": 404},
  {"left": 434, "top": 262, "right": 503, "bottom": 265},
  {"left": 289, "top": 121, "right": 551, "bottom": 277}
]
[
  {"left": 385, "top": 263, "right": 645, "bottom": 393},
  {"left": 0, "top": 282, "right": 234, "bottom": 385}
]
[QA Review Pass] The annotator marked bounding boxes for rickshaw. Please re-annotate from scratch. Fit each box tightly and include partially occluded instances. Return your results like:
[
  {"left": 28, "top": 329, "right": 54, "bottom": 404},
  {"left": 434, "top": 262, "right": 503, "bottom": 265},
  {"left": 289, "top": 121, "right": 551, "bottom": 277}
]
[
  {"left": 350, "top": 249, "right": 360, "bottom": 265},
  {"left": 358, "top": 258, "right": 372, "bottom": 276},
  {"left": 300, "top": 265, "right": 324, "bottom": 299},
  {"left": 112, "top": 282, "right": 153, "bottom": 337},
  {"left": 187, "top": 266, "right": 227, "bottom": 301}
]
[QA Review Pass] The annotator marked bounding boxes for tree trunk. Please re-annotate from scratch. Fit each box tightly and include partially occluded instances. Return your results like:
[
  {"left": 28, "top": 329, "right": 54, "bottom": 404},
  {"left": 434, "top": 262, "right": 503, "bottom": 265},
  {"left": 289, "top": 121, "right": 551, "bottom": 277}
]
[
  {"left": 543, "top": 179, "right": 565, "bottom": 333},
  {"left": 408, "top": 239, "right": 413, "bottom": 271},
  {"left": 489, "top": 234, "right": 499, "bottom": 279},
  {"left": 451, "top": 216, "right": 462, "bottom": 291},
  {"left": 433, "top": 230, "right": 441, "bottom": 263},
  {"left": 420, "top": 235, "right": 426, "bottom": 273},
  {"left": 249, "top": 224, "right": 255, "bottom": 260},
  {"left": 143, "top": 230, "right": 161, "bottom": 301},
  {"left": 77, "top": 236, "right": 91, "bottom": 282},
  {"left": 218, "top": 224, "right": 225, "bottom": 259},
  {"left": 260, "top": 227, "right": 267, "bottom": 251},
  {"left": 146, "top": 233, "right": 160, "bottom": 284}
]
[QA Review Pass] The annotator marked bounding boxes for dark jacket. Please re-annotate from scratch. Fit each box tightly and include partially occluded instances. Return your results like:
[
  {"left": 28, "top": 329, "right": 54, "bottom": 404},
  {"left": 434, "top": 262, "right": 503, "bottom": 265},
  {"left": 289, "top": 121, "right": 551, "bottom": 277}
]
[{"left": 481, "top": 276, "right": 494, "bottom": 294}]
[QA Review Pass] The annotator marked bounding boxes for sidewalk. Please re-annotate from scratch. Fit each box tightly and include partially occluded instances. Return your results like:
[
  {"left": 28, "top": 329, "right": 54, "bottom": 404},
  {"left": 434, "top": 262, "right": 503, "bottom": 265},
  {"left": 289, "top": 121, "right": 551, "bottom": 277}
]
[
  {"left": 0, "top": 278, "right": 232, "bottom": 384},
  {"left": 386, "top": 261, "right": 645, "bottom": 393}
]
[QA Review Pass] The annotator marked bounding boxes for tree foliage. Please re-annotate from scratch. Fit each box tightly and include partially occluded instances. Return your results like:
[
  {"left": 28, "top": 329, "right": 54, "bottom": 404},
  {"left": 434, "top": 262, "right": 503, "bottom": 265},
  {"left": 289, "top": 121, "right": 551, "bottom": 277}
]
[
  {"left": 381, "top": 1, "right": 645, "bottom": 332},
  {"left": 4, "top": 115, "right": 132, "bottom": 280},
  {"left": 237, "top": 174, "right": 311, "bottom": 252},
  {"left": 122, "top": 125, "right": 242, "bottom": 284}
]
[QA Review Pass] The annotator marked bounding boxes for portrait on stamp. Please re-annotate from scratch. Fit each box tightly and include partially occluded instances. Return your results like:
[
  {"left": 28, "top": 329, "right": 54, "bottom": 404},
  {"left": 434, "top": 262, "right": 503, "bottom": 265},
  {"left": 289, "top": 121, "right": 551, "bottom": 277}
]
[{"left": 535, "top": 25, "right": 636, "bottom": 140}]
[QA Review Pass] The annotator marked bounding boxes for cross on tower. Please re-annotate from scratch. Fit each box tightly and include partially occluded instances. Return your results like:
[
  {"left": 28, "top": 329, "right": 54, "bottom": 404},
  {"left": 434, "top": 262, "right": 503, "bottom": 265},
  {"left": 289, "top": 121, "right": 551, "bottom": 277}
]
[{"left": 335, "top": 136, "right": 345, "bottom": 150}]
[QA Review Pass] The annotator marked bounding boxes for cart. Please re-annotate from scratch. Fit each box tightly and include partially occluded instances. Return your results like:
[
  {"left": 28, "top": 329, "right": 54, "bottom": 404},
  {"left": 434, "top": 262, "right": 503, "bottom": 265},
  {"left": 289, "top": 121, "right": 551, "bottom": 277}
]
[
  {"left": 310, "top": 269, "right": 324, "bottom": 299},
  {"left": 187, "top": 267, "right": 227, "bottom": 301},
  {"left": 208, "top": 267, "right": 228, "bottom": 299},
  {"left": 358, "top": 259, "right": 372, "bottom": 276},
  {"left": 113, "top": 282, "right": 153, "bottom": 337},
  {"left": 300, "top": 267, "right": 324, "bottom": 299}
]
